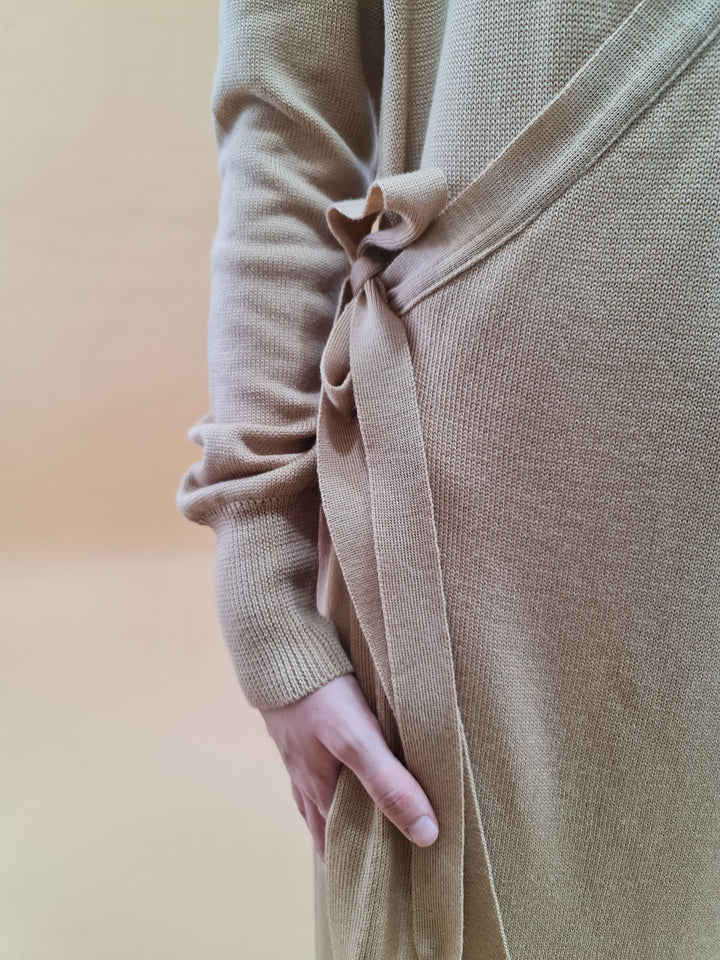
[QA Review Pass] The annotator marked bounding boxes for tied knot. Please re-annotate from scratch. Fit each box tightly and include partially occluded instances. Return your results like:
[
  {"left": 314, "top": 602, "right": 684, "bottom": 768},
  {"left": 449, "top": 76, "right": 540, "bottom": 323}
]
[
  {"left": 320, "top": 168, "right": 449, "bottom": 423},
  {"left": 349, "top": 249, "right": 392, "bottom": 298},
  {"left": 318, "top": 250, "right": 390, "bottom": 423}
]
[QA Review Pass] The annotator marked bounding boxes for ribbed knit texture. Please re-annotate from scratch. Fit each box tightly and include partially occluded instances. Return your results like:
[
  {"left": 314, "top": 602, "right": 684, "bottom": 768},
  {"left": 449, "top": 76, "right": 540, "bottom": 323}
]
[
  {"left": 176, "top": 0, "right": 384, "bottom": 709},
  {"left": 177, "top": 1, "right": 720, "bottom": 958}
]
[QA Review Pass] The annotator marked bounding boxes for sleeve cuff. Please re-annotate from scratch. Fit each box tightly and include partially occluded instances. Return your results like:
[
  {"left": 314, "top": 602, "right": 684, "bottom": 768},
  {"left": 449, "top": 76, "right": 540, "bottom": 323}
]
[{"left": 200, "top": 488, "right": 355, "bottom": 710}]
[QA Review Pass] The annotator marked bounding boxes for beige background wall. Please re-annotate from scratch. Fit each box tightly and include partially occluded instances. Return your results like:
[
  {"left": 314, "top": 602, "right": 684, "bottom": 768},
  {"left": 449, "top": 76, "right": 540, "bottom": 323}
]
[{"left": 0, "top": 3, "right": 315, "bottom": 957}]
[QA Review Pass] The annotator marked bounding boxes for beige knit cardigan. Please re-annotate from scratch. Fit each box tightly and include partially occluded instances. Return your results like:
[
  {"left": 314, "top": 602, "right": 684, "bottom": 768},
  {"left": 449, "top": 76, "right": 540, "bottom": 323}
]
[{"left": 176, "top": 1, "right": 720, "bottom": 957}]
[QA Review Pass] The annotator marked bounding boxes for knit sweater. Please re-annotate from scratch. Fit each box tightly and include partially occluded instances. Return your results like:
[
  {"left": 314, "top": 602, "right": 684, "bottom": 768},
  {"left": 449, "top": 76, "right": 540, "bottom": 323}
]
[
  {"left": 177, "top": 0, "right": 380, "bottom": 708},
  {"left": 176, "top": 2, "right": 720, "bottom": 958}
]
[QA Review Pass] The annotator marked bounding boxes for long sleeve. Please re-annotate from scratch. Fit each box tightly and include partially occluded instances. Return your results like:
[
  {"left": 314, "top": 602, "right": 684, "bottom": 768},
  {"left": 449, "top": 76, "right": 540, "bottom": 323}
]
[{"left": 176, "top": 1, "right": 384, "bottom": 710}]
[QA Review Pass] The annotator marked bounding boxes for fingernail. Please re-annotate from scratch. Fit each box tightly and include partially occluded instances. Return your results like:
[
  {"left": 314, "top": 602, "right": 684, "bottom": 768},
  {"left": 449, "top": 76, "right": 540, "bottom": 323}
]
[{"left": 408, "top": 815, "right": 439, "bottom": 845}]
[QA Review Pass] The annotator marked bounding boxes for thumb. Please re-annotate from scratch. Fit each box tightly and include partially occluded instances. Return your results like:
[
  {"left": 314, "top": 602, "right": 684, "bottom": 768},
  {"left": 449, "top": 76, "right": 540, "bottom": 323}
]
[{"left": 347, "top": 731, "right": 440, "bottom": 847}]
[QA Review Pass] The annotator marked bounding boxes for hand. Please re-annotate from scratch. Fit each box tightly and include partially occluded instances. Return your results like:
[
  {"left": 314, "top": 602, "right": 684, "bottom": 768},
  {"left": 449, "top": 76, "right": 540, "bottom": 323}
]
[{"left": 259, "top": 673, "right": 439, "bottom": 862}]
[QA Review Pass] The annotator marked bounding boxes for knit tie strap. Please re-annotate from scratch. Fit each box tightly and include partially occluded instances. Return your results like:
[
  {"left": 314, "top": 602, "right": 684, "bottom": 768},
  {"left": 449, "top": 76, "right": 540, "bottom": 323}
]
[{"left": 318, "top": 165, "right": 486, "bottom": 960}]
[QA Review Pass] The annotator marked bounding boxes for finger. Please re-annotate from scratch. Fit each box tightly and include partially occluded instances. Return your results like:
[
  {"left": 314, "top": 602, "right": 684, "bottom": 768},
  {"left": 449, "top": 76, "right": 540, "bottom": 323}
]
[
  {"left": 311, "top": 756, "right": 343, "bottom": 820},
  {"left": 334, "top": 731, "right": 440, "bottom": 848},
  {"left": 291, "top": 782, "right": 307, "bottom": 822},
  {"left": 304, "top": 797, "right": 327, "bottom": 862}
]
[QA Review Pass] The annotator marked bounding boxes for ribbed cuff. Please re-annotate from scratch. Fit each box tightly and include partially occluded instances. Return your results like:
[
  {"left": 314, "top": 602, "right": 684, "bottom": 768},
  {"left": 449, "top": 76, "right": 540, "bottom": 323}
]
[{"left": 201, "top": 487, "right": 355, "bottom": 709}]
